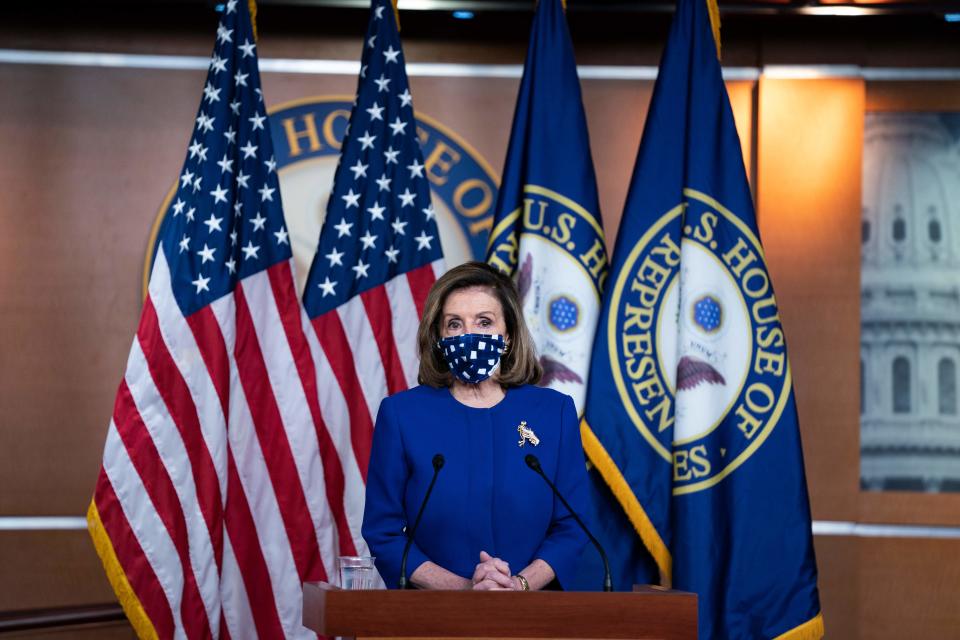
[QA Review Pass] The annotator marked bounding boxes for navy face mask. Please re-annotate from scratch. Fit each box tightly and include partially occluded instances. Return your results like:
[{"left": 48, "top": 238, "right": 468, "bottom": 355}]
[{"left": 437, "top": 333, "right": 506, "bottom": 384}]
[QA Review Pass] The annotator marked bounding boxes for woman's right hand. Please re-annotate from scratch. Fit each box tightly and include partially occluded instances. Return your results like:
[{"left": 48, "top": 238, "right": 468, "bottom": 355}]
[{"left": 471, "top": 550, "right": 515, "bottom": 590}]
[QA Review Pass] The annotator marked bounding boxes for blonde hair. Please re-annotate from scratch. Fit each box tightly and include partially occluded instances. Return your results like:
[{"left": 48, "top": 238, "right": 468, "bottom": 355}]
[{"left": 417, "top": 261, "right": 542, "bottom": 388}]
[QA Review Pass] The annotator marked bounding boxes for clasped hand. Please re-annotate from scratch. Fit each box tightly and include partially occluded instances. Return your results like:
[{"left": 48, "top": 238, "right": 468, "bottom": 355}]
[{"left": 471, "top": 550, "right": 522, "bottom": 590}]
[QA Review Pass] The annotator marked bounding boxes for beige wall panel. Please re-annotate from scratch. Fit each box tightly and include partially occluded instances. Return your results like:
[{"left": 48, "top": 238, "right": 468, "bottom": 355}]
[
  {"left": 866, "top": 81, "right": 960, "bottom": 112},
  {"left": 758, "top": 34, "right": 960, "bottom": 68},
  {"left": 812, "top": 535, "right": 859, "bottom": 640},
  {"left": 859, "top": 491, "right": 960, "bottom": 527},
  {"left": 0, "top": 64, "right": 207, "bottom": 515},
  {"left": 2, "top": 623, "right": 135, "bottom": 639},
  {"left": 0, "top": 531, "right": 114, "bottom": 611},
  {"left": 859, "top": 537, "right": 960, "bottom": 639},
  {"left": 726, "top": 80, "right": 756, "bottom": 187},
  {"left": 580, "top": 79, "right": 653, "bottom": 249},
  {"left": 756, "top": 77, "right": 865, "bottom": 522},
  {"left": 815, "top": 536, "right": 960, "bottom": 640},
  {"left": 581, "top": 78, "right": 755, "bottom": 248}
]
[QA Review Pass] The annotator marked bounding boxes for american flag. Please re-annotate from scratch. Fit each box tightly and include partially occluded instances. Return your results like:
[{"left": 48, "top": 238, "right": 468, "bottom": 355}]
[
  {"left": 88, "top": 1, "right": 338, "bottom": 638},
  {"left": 301, "top": 0, "right": 445, "bottom": 502}
]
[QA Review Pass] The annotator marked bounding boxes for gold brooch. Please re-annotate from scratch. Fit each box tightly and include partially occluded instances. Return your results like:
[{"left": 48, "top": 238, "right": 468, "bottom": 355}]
[{"left": 517, "top": 421, "right": 540, "bottom": 447}]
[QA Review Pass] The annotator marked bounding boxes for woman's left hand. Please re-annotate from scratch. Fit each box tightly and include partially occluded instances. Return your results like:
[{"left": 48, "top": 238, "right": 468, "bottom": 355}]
[{"left": 471, "top": 550, "right": 516, "bottom": 590}]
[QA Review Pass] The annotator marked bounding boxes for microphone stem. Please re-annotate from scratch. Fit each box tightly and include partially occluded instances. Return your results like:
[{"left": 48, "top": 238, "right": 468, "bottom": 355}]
[
  {"left": 398, "top": 464, "right": 442, "bottom": 589},
  {"left": 534, "top": 466, "right": 613, "bottom": 592}
]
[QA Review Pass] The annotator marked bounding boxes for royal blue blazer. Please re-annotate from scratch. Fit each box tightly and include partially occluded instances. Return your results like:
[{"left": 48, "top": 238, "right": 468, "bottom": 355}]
[{"left": 361, "top": 384, "right": 592, "bottom": 589}]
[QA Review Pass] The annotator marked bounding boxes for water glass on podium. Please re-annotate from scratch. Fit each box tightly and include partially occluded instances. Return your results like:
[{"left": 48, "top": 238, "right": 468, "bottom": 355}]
[{"left": 338, "top": 556, "right": 376, "bottom": 590}]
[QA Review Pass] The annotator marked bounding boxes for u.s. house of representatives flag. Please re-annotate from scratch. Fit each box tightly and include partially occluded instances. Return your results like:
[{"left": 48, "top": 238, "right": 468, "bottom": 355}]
[
  {"left": 88, "top": 2, "right": 342, "bottom": 638},
  {"left": 582, "top": 0, "right": 823, "bottom": 637},
  {"left": 300, "top": 0, "right": 444, "bottom": 507},
  {"left": 485, "top": 0, "right": 607, "bottom": 416}
]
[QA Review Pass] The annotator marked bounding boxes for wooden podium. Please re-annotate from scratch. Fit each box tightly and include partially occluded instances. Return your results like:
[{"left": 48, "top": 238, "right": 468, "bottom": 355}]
[{"left": 302, "top": 582, "right": 697, "bottom": 640}]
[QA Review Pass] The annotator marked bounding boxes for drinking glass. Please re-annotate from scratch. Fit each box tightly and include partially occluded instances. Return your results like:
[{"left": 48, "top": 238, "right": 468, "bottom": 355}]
[{"left": 338, "top": 555, "right": 376, "bottom": 590}]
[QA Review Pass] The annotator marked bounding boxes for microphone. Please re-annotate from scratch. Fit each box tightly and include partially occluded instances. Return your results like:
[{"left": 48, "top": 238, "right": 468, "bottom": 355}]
[
  {"left": 525, "top": 454, "right": 613, "bottom": 592},
  {"left": 398, "top": 453, "right": 445, "bottom": 589}
]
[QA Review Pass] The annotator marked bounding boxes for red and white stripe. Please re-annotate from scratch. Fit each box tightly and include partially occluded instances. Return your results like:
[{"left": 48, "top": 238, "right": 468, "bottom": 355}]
[
  {"left": 93, "top": 248, "right": 389, "bottom": 639},
  {"left": 304, "top": 259, "right": 444, "bottom": 488}
]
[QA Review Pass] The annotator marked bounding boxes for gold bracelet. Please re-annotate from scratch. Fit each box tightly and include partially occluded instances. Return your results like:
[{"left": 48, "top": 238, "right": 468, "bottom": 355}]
[{"left": 513, "top": 574, "right": 530, "bottom": 591}]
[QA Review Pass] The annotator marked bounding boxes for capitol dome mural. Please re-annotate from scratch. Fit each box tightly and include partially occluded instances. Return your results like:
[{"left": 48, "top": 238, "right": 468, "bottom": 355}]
[{"left": 861, "top": 112, "right": 960, "bottom": 493}]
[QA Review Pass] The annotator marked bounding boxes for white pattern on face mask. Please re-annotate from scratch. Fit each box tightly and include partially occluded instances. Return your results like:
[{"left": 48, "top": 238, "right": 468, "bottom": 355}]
[{"left": 437, "top": 333, "right": 505, "bottom": 384}]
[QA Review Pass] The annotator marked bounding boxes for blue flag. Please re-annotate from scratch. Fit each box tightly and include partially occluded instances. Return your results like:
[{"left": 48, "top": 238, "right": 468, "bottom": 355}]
[
  {"left": 581, "top": 0, "right": 823, "bottom": 637},
  {"left": 485, "top": 0, "right": 607, "bottom": 416}
]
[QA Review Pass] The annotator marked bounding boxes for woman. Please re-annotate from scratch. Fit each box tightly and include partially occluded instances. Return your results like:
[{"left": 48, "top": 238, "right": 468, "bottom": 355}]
[{"left": 361, "top": 261, "right": 591, "bottom": 590}]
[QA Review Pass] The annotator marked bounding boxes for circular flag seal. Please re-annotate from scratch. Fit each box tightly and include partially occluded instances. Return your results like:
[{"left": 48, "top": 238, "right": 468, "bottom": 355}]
[
  {"left": 607, "top": 189, "right": 792, "bottom": 494},
  {"left": 144, "top": 96, "right": 499, "bottom": 296},
  {"left": 487, "top": 184, "right": 607, "bottom": 415}
]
